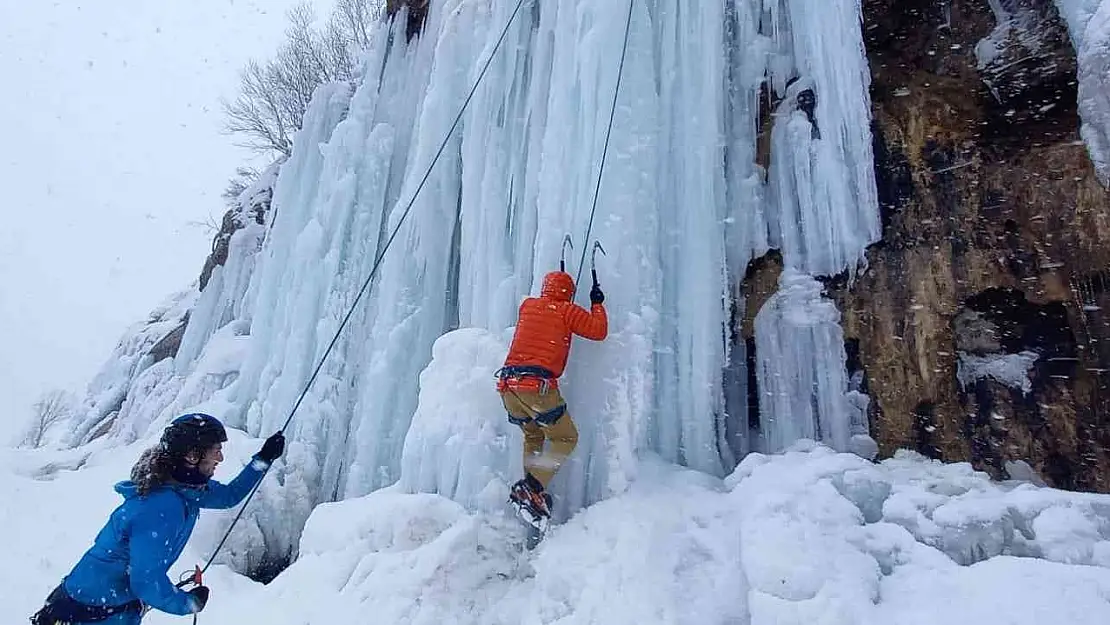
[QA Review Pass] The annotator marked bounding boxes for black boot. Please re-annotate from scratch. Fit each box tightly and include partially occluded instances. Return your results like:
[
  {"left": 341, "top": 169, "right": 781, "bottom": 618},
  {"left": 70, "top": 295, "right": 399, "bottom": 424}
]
[{"left": 510, "top": 474, "right": 551, "bottom": 518}]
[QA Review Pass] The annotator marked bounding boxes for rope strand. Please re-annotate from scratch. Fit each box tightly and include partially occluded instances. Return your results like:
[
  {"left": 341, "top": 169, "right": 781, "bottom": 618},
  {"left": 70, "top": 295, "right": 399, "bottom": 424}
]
[
  {"left": 574, "top": 0, "right": 635, "bottom": 289},
  {"left": 200, "top": 0, "right": 531, "bottom": 577}
]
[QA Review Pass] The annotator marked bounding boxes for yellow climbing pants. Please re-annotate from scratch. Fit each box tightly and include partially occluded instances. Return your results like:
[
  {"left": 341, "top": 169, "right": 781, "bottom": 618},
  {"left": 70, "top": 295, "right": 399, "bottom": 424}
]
[{"left": 499, "top": 387, "right": 578, "bottom": 488}]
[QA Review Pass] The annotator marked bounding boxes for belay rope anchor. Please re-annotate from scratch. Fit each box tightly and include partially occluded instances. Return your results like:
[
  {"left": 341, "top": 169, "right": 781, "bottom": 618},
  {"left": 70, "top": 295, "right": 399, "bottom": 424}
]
[{"left": 138, "top": 565, "right": 203, "bottom": 623}]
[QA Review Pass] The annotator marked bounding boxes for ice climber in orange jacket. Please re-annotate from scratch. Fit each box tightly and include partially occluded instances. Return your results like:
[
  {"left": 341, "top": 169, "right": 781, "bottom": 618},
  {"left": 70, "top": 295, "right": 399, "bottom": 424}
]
[{"left": 497, "top": 269, "right": 607, "bottom": 520}]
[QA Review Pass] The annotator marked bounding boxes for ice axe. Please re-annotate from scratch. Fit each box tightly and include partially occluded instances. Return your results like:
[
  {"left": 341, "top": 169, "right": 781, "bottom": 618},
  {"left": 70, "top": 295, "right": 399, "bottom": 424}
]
[
  {"left": 144, "top": 565, "right": 203, "bottom": 619},
  {"left": 560, "top": 234, "right": 574, "bottom": 272},
  {"left": 175, "top": 565, "right": 203, "bottom": 590},
  {"left": 590, "top": 241, "right": 605, "bottom": 288}
]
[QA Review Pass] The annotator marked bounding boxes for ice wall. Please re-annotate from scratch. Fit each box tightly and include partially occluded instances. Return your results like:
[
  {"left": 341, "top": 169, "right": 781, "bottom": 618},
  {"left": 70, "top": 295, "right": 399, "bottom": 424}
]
[
  {"left": 1055, "top": 0, "right": 1110, "bottom": 186},
  {"left": 754, "top": 0, "right": 880, "bottom": 455},
  {"left": 763, "top": 0, "right": 881, "bottom": 276},
  {"left": 754, "top": 270, "right": 857, "bottom": 453}
]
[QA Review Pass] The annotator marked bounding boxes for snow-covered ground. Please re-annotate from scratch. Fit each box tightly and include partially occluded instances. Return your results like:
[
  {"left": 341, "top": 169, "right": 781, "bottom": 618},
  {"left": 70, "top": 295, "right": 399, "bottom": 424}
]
[{"left": 6, "top": 432, "right": 1110, "bottom": 625}]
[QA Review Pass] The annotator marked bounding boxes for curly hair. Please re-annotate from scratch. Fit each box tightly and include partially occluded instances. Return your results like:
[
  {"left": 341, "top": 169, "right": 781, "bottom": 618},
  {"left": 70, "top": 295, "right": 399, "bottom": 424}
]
[{"left": 130, "top": 445, "right": 178, "bottom": 496}]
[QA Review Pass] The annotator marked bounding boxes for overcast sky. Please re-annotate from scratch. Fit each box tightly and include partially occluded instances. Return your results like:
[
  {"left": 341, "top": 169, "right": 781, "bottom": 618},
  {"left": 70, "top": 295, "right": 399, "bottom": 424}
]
[{"left": 0, "top": 0, "right": 332, "bottom": 441}]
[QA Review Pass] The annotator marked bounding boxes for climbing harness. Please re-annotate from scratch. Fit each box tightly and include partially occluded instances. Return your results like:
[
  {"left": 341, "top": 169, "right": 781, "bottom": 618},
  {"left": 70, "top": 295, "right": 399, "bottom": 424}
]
[
  {"left": 29, "top": 586, "right": 143, "bottom": 625},
  {"left": 495, "top": 365, "right": 563, "bottom": 426},
  {"left": 186, "top": 0, "right": 533, "bottom": 607}
]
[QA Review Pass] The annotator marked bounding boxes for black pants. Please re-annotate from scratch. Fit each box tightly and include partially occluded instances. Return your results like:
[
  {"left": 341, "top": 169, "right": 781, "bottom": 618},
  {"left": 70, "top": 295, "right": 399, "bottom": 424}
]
[{"left": 30, "top": 583, "right": 142, "bottom": 624}]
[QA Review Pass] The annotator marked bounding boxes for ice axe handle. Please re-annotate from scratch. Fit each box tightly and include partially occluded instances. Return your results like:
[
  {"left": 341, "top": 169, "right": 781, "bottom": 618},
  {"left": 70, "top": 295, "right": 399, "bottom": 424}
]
[
  {"left": 560, "top": 234, "right": 574, "bottom": 273},
  {"left": 590, "top": 241, "right": 605, "bottom": 287}
]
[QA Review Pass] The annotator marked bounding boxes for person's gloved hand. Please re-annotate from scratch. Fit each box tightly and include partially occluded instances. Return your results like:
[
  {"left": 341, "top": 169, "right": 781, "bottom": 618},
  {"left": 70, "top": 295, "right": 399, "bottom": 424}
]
[
  {"left": 257, "top": 431, "right": 286, "bottom": 463},
  {"left": 189, "top": 586, "right": 210, "bottom": 613},
  {"left": 590, "top": 283, "right": 605, "bottom": 305}
]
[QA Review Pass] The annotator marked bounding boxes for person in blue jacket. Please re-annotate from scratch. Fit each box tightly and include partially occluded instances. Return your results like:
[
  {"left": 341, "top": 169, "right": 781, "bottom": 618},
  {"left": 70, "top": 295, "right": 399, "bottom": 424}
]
[{"left": 30, "top": 413, "right": 285, "bottom": 625}]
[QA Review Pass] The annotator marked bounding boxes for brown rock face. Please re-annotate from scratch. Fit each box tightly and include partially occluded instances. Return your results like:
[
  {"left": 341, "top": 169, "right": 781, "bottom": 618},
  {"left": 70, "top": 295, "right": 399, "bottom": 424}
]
[
  {"left": 832, "top": 0, "right": 1110, "bottom": 491},
  {"left": 385, "top": 0, "right": 429, "bottom": 41},
  {"left": 199, "top": 184, "right": 272, "bottom": 292}
]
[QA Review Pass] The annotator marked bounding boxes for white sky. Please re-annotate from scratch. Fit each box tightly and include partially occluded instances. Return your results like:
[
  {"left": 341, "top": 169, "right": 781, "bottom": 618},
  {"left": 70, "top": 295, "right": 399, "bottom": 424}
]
[{"left": 0, "top": 0, "right": 332, "bottom": 441}]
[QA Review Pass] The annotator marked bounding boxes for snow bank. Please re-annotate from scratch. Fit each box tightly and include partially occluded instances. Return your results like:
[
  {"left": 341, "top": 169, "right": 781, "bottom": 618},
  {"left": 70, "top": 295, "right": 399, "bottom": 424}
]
[
  {"left": 183, "top": 447, "right": 1110, "bottom": 624},
  {"left": 732, "top": 446, "right": 1110, "bottom": 624},
  {"left": 399, "top": 328, "right": 519, "bottom": 511},
  {"left": 7, "top": 437, "right": 1110, "bottom": 624}
]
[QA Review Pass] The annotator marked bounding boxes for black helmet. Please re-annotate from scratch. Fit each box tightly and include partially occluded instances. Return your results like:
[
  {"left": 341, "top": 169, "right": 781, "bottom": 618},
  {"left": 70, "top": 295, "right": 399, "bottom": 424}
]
[{"left": 161, "top": 413, "right": 228, "bottom": 457}]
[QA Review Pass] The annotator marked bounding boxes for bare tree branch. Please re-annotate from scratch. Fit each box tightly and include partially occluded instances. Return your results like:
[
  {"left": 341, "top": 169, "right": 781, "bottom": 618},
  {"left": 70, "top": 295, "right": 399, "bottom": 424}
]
[
  {"left": 20, "top": 390, "right": 75, "bottom": 449},
  {"left": 221, "top": 0, "right": 380, "bottom": 157}
]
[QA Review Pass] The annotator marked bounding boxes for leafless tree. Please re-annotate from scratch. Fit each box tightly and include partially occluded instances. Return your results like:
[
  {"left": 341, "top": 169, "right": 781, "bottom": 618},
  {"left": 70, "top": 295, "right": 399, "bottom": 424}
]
[
  {"left": 20, "top": 390, "right": 75, "bottom": 449},
  {"left": 222, "top": 0, "right": 381, "bottom": 157},
  {"left": 337, "top": 0, "right": 384, "bottom": 49},
  {"left": 221, "top": 166, "right": 262, "bottom": 207}
]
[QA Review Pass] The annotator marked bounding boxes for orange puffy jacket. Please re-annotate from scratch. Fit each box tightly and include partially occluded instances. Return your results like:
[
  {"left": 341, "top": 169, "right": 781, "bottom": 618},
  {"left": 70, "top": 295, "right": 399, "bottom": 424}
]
[{"left": 499, "top": 271, "right": 608, "bottom": 391}]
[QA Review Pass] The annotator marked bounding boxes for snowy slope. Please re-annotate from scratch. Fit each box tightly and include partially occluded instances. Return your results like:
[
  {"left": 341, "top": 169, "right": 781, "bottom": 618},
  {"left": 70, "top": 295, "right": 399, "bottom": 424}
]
[{"left": 6, "top": 433, "right": 1110, "bottom": 625}]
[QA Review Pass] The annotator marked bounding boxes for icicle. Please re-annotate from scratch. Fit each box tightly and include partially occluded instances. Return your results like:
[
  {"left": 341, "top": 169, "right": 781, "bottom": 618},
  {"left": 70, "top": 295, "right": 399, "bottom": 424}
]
[
  {"left": 762, "top": 0, "right": 880, "bottom": 277},
  {"left": 755, "top": 269, "right": 855, "bottom": 453},
  {"left": 1054, "top": 0, "right": 1110, "bottom": 186}
]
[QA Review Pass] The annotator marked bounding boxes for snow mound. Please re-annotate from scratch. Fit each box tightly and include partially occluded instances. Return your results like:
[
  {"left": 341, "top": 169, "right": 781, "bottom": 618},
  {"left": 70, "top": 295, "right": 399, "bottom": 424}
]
[
  {"left": 399, "top": 327, "right": 519, "bottom": 512},
  {"left": 145, "top": 447, "right": 1110, "bottom": 625}
]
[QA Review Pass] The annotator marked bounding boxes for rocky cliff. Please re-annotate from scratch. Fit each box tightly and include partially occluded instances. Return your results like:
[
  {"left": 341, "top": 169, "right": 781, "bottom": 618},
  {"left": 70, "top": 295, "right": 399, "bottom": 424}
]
[{"left": 819, "top": 0, "right": 1110, "bottom": 492}]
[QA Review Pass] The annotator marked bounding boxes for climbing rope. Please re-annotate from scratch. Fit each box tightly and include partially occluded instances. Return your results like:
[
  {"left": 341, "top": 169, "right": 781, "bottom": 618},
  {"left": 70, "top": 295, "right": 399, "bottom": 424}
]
[
  {"left": 194, "top": 0, "right": 531, "bottom": 585},
  {"left": 573, "top": 0, "right": 635, "bottom": 290},
  {"left": 499, "top": 0, "right": 634, "bottom": 417}
]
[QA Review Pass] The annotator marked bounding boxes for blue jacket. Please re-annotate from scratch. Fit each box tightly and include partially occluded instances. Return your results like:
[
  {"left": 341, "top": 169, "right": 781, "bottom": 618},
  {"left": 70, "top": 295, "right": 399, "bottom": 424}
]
[{"left": 62, "top": 457, "right": 269, "bottom": 620}]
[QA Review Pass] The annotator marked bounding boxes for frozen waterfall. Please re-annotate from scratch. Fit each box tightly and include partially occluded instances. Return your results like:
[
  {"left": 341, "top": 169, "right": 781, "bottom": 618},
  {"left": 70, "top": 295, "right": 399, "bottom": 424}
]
[{"left": 57, "top": 0, "right": 881, "bottom": 557}]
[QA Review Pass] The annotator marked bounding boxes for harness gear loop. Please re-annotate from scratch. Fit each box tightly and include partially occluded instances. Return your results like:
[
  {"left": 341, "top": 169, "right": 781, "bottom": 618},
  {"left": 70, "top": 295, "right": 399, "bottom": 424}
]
[{"left": 495, "top": 366, "right": 566, "bottom": 427}]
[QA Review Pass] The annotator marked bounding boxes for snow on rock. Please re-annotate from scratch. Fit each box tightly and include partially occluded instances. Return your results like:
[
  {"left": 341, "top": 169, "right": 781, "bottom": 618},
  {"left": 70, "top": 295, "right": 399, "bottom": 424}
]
[
  {"left": 956, "top": 349, "right": 1040, "bottom": 394},
  {"left": 48, "top": 158, "right": 282, "bottom": 453},
  {"left": 974, "top": 0, "right": 1071, "bottom": 105},
  {"left": 60, "top": 288, "right": 197, "bottom": 448},
  {"left": 176, "top": 162, "right": 279, "bottom": 373}
]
